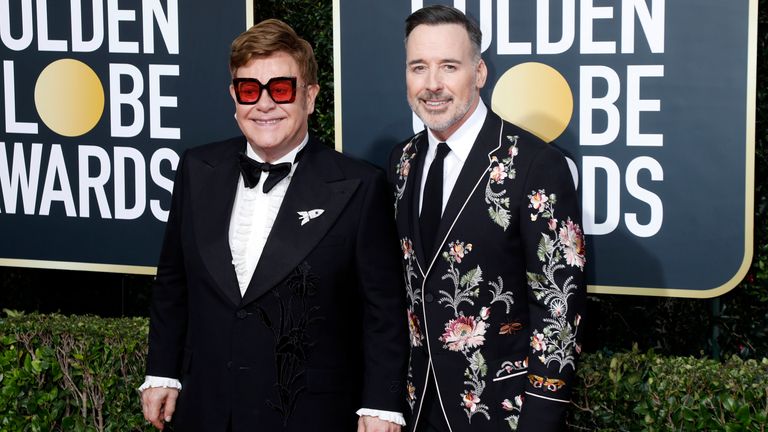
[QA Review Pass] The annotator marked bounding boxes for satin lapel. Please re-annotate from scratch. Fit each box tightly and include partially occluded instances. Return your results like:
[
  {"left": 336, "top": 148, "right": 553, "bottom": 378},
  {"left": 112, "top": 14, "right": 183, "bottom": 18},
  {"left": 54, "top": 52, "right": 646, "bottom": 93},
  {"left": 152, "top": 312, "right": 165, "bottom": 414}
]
[
  {"left": 194, "top": 138, "right": 243, "bottom": 307},
  {"left": 430, "top": 114, "right": 503, "bottom": 265},
  {"left": 241, "top": 142, "right": 360, "bottom": 305}
]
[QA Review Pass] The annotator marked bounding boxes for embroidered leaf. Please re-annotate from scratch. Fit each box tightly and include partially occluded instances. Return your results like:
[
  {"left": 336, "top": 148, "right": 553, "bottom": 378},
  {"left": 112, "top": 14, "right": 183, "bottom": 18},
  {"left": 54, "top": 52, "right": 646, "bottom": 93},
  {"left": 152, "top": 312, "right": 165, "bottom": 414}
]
[
  {"left": 470, "top": 350, "right": 488, "bottom": 376},
  {"left": 527, "top": 271, "right": 546, "bottom": 285},
  {"left": 460, "top": 266, "right": 483, "bottom": 289},
  {"left": 489, "top": 276, "right": 515, "bottom": 313},
  {"left": 537, "top": 234, "right": 556, "bottom": 262},
  {"left": 488, "top": 207, "right": 510, "bottom": 230}
]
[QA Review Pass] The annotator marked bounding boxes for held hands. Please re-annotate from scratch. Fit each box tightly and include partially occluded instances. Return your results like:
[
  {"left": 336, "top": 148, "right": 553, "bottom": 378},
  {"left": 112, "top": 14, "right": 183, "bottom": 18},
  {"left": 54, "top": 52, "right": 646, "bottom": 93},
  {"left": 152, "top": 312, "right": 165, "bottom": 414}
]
[
  {"left": 141, "top": 387, "right": 180, "bottom": 430},
  {"left": 357, "top": 415, "right": 402, "bottom": 432}
]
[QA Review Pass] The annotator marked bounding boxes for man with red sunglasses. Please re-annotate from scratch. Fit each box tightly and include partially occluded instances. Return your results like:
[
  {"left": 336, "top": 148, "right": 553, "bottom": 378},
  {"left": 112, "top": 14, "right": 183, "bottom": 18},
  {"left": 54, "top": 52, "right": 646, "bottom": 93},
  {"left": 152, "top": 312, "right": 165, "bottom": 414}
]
[{"left": 141, "top": 19, "right": 408, "bottom": 432}]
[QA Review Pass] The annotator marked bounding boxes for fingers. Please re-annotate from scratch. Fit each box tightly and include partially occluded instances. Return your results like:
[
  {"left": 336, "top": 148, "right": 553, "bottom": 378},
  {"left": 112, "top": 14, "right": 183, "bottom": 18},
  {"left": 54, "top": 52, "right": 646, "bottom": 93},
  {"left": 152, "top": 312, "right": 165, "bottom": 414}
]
[
  {"left": 358, "top": 415, "right": 402, "bottom": 432},
  {"left": 162, "top": 390, "right": 179, "bottom": 423},
  {"left": 142, "top": 387, "right": 179, "bottom": 430}
]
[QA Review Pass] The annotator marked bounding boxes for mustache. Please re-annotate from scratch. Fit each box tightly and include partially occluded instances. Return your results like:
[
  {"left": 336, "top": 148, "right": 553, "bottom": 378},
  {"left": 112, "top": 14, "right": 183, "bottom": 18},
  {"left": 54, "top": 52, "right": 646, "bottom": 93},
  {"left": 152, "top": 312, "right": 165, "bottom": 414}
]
[{"left": 419, "top": 91, "right": 451, "bottom": 100}]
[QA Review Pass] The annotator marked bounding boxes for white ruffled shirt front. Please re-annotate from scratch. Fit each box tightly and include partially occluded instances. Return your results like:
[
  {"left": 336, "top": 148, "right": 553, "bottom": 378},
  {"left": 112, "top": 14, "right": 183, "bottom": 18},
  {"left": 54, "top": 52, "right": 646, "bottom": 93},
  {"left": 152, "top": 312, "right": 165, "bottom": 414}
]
[
  {"left": 229, "top": 138, "right": 305, "bottom": 295},
  {"left": 140, "top": 135, "right": 404, "bottom": 426}
]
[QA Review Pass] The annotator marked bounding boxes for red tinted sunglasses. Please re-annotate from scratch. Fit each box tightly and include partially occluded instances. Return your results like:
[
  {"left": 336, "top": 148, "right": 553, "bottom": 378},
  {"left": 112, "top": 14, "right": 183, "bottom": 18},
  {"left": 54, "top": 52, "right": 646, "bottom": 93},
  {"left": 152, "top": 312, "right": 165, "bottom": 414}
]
[{"left": 232, "top": 76, "right": 298, "bottom": 104}]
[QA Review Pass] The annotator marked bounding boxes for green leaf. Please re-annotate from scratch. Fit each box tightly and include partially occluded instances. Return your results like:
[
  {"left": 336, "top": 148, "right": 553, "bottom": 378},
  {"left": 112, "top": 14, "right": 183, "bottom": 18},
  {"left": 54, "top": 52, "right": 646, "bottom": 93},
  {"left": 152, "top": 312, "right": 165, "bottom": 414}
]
[{"left": 459, "top": 266, "right": 483, "bottom": 289}]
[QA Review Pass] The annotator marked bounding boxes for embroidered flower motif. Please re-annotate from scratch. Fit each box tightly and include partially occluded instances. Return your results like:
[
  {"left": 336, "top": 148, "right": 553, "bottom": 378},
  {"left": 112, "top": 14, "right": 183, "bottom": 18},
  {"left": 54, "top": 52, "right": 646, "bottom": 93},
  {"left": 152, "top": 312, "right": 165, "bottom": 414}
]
[
  {"left": 515, "top": 395, "right": 524, "bottom": 407},
  {"left": 447, "top": 241, "right": 473, "bottom": 264},
  {"left": 393, "top": 135, "right": 420, "bottom": 217},
  {"left": 559, "top": 218, "right": 586, "bottom": 269},
  {"left": 407, "top": 381, "right": 417, "bottom": 402},
  {"left": 400, "top": 158, "right": 411, "bottom": 177},
  {"left": 397, "top": 141, "right": 414, "bottom": 179},
  {"left": 407, "top": 308, "right": 423, "bottom": 347},
  {"left": 531, "top": 332, "right": 547, "bottom": 352},
  {"left": 262, "top": 262, "right": 321, "bottom": 423},
  {"left": 440, "top": 315, "right": 487, "bottom": 352},
  {"left": 530, "top": 191, "right": 547, "bottom": 209},
  {"left": 551, "top": 298, "right": 566, "bottom": 317},
  {"left": 502, "top": 394, "right": 523, "bottom": 431},
  {"left": 485, "top": 137, "right": 519, "bottom": 230},
  {"left": 496, "top": 358, "right": 528, "bottom": 380},
  {"left": 462, "top": 391, "right": 481, "bottom": 412},
  {"left": 547, "top": 218, "right": 558, "bottom": 232},
  {"left": 502, "top": 395, "right": 523, "bottom": 411},
  {"left": 479, "top": 306, "right": 491, "bottom": 320},
  {"left": 526, "top": 188, "right": 584, "bottom": 374},
  {"left": 401, "top": 238, "right": 415, "bottom": 260},
  {"left": 508, "top": 142, "right": 519, "bottom": 158},
  {"left": 528, "top": 189, "right": 557, "bottom": 221},
  {"left": 501, "top": 399, "right": 514, "bottom": 411},
  {"left": 490, "top": 164, "right": 508, "bottom": 183}
]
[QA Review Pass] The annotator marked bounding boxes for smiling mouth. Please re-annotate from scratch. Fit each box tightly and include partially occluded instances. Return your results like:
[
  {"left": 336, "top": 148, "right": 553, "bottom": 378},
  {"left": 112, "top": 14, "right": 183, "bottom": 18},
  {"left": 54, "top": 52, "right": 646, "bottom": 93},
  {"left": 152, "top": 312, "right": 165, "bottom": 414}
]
[
  {"left": 253, "top": 118, "right": 282, "bottom": 125},
  {"left": 422, "top": 99, "right": 451, "bottom": 110}
]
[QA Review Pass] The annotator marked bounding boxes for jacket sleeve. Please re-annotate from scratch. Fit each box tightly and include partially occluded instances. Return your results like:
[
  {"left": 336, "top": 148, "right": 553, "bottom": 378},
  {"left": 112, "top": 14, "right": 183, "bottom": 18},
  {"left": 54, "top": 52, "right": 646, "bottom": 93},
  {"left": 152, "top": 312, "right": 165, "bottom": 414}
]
[
  {"left": 517, "top": 145, "right": 586, "bottom": 431},
  {"left": 355, "top": 169, "right": 409, "bottom": 413},
  {"left": 146, "top": 150, "right": 189, "bottom": 379}
]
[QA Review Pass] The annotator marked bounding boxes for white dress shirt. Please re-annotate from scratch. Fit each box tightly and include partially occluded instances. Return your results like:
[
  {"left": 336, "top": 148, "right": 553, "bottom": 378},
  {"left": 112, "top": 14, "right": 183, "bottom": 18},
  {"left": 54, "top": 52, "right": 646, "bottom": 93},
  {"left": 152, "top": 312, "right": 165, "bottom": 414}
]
[
  {"left": 418, "top": 100, "right": 488, "bottom": 214},
  {"left": 229, "top": 137, "right": 307, "bottom": 295},
  {"left": 140, "top": 134, "right": 404, "bottom": 426}
]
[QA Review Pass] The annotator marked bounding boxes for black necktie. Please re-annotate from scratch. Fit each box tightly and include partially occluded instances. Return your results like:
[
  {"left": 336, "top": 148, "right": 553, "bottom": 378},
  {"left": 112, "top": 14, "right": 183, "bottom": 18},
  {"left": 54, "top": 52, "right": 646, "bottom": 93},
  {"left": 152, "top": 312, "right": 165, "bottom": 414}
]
[
  {"left": 238, "top": 153, "right": 292, "bottom": 193},
  {"left": 420, "top": 142, "right": 450, "bottom": 256}
]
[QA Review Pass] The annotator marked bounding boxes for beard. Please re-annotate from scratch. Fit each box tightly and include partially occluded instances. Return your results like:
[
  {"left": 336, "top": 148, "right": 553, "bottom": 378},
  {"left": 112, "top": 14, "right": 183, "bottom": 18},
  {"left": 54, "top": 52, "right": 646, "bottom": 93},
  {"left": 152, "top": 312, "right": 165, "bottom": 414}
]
[{"left": 409, "top": 89, "right": 477, "bottom": 134}]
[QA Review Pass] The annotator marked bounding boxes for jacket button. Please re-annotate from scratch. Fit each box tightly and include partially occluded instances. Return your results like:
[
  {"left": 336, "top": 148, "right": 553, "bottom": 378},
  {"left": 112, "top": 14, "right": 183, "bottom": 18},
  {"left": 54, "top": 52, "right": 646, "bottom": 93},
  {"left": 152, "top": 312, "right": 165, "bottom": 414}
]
[
  {"left": 226, "top": 361, "right": 233, "bottom": 369},
  {"left": 424, "top": 293, "right": 434, "bottom": 303},
  {"left": 236, "top": 309, "right": 247, "bottom": 319}
]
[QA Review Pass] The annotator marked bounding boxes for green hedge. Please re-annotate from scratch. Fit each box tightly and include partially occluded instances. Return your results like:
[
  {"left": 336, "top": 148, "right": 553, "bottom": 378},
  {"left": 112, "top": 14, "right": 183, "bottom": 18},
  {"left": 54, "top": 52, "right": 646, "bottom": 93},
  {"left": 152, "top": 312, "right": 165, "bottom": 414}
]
[
  {"left": 1, "top": 314, "right": 766, "bottom": 431},
  {"left": 0, "top": 313, "right": 148, "bottom": 431}
]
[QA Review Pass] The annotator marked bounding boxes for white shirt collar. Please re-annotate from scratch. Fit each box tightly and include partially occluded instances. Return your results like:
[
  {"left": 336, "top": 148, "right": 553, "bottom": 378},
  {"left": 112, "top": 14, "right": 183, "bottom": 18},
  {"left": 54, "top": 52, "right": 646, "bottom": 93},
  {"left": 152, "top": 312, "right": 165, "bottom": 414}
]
[{"left": 426, "top": 100, "right": 487, "bottom": 162}]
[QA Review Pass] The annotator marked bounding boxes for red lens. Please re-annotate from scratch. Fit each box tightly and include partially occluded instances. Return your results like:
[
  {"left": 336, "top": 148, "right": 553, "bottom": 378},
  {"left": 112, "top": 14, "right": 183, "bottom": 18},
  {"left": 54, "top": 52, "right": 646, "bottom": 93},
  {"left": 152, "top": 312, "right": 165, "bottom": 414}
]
[
  {"left": 268, "top": 79, "right": 295, "bottom": 103},
  {"left": 237, "top": 81, "right": 263, "bottom": 103}
]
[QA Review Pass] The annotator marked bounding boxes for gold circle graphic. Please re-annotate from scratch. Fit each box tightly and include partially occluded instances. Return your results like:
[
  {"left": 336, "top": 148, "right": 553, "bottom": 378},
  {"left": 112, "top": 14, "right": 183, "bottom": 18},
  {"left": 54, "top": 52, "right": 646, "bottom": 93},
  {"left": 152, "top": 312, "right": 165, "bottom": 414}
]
[
  {"left": 34, "top": 59, "right": 104, "bottom": 137},
  {"left": 491, "top": 62, "right": 573, "bottom": 143}
]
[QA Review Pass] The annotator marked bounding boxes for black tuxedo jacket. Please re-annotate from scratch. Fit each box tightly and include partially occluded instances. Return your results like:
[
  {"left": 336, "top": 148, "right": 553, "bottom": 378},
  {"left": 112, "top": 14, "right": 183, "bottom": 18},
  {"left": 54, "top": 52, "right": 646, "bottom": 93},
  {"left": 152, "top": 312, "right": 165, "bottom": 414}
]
[
  {"left": 147, "top": 136, "right": 408, "bottom": 432},
  {"left": 387, "top": 112, "right": 586, "bottom": 432}
]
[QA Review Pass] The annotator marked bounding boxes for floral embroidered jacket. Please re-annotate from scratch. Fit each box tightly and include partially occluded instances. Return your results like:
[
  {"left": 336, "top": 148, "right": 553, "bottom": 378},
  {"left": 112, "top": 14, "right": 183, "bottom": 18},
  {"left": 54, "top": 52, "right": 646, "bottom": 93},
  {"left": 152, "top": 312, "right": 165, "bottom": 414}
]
[{"left": 387, "top": 112, "right": 586, "bottom": 432}]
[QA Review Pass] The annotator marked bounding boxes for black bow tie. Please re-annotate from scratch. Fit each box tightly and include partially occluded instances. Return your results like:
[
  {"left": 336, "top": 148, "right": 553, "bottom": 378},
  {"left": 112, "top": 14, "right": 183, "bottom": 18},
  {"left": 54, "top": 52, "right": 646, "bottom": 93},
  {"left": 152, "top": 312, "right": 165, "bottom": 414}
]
[{"left": 238, "top": 153, "right": 293, "bottom": 193}]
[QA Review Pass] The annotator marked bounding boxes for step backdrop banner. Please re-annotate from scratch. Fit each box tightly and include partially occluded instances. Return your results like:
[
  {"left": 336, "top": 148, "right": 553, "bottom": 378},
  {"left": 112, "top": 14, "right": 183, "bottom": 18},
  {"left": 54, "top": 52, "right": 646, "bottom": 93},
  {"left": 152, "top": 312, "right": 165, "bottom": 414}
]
[
  {"left": 334, "top": 0, "right": 756, "bottom": 297},
  {"left": 0, "top": 1, "right": 248, "bottom": 273}
]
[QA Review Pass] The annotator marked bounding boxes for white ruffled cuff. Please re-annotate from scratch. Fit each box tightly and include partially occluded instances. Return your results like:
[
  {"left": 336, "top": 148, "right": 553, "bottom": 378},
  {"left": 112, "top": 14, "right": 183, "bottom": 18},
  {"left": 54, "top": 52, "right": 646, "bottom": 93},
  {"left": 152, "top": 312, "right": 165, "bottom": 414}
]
[
  {"left": 356, "top": 408, "right": 406, "bottom": 426},
  {"left": 138, "top": 376, "right": 182, "bottom": 392}
]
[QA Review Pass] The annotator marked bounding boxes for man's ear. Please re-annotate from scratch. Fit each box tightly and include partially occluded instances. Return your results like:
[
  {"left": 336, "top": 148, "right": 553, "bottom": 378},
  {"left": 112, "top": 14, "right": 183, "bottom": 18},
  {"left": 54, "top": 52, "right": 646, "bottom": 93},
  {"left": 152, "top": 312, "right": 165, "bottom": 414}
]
[
  {"left": 476, "top": 59, "right": 488, "bottom": 89},
  {"left": 229, "top": 84, "right": 238, "bottom": 103},
  {"left": 305, "top": 84, "right": 320, "bottom": 114}
]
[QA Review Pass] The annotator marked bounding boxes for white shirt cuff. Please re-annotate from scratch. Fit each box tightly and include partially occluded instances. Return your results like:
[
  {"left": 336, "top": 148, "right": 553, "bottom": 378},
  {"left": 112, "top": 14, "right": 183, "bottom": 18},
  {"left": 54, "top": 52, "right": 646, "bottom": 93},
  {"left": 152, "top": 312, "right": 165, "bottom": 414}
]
[
  {"left": 138, "top": 376, "right": 182, "bottom": 392},
  {"left": 356, "top": 408, "right": 406, "bottom": 426}
]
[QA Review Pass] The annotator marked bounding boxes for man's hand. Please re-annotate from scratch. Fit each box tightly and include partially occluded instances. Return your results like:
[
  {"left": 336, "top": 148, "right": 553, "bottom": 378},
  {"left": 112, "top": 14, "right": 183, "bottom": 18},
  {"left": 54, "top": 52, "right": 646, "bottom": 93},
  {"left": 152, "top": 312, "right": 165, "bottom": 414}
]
[
  {"left": 357, "top": 415, "right": 402, "bottom": 432},
  {"left": 141, "top": 387, "right": 179, "bottom": 430}
]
